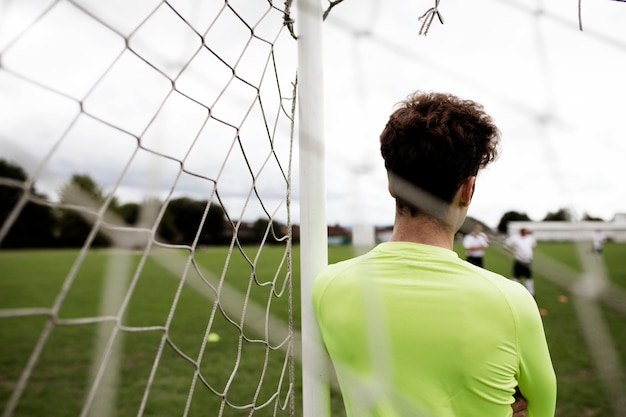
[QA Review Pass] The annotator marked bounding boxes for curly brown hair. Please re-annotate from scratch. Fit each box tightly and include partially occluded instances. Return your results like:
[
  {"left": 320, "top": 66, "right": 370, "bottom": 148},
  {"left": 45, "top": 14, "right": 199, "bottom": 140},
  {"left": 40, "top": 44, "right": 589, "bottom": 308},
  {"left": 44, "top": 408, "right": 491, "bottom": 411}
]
[{"left": 380, "top": 91, "right": 500, "bottom": 216}]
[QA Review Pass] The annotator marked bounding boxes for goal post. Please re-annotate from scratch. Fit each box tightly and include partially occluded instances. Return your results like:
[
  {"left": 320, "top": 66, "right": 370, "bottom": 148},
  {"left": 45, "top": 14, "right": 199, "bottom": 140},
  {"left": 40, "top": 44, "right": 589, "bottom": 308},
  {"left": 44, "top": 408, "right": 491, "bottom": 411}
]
[{"left": 296, "top": 1, "right": 331, "bottom": 417}]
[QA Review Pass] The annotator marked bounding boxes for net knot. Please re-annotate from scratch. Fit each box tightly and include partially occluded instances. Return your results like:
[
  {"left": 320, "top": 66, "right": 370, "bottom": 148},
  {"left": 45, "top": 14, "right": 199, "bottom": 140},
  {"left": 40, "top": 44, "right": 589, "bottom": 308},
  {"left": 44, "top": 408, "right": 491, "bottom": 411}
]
[{"left": 418, "top": 0, "right": 445, "bottom": 36}]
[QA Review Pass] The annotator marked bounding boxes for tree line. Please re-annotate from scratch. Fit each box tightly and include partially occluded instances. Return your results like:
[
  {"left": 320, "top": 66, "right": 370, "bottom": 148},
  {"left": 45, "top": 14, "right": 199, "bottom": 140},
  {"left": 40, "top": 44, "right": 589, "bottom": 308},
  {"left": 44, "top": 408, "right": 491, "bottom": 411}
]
[
  {"left": 0, "top": 159, "right": 283, "bottom": 249},
  {"left": 1, "top": 158, "right": 607, "bottom": 249}
]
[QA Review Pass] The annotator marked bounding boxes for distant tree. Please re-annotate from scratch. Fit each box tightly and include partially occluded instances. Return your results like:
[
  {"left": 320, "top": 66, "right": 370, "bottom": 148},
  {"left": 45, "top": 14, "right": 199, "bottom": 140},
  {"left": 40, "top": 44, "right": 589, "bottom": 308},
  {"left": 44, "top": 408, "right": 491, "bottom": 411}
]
[
  {"left": 543, "top": 208, "right": 571, "bottom": 221},
  {"left": 582, "top": 213, "right": 604, "bottom": 222},
  {"left": 117, "top": 202, "right": 141, "bottom": 225},
  {"left": 57, "top": 174, "right": 111, "bottom": 247},
  {"left": 77, "top": 175, "right": 101, "bottom": 196},
  {"left": 120, "top": 197, "right": 171, "bottom": 227},
  {"left": 160, "top": 198, "right": 225, "bottom": 245},
  {"left": 253, "top": 218, "right": 285, "bottom": 245},
  {"left": 155, "top": 205, "right": 178, "bottom": 243},
  {"left": 497, "top": 211, "right": 531, "bottom": 234},
  {"left": 0, "top": 159, "right": 56, "bottom": 248},
  {"left": 459, "top": 216, "right": 489, "bottom": 235}
]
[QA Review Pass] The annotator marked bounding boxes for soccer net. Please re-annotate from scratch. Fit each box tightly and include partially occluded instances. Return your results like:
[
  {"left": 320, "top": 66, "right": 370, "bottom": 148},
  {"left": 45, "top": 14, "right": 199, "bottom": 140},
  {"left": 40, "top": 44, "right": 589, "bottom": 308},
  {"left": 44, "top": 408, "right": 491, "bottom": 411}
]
[{"left": 0, "top": 1, "right": 302, "bottom": 416}]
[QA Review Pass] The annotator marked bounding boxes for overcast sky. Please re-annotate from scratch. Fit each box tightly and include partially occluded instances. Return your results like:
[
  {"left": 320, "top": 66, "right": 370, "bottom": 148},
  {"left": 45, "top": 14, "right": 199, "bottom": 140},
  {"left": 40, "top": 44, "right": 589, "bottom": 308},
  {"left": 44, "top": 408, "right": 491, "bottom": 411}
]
[
  {"left": 320, "top": 0, "right": 626, "bottom": 228},
  {"left": 1, "top": 0, "right": 625, "bottom": 229}
]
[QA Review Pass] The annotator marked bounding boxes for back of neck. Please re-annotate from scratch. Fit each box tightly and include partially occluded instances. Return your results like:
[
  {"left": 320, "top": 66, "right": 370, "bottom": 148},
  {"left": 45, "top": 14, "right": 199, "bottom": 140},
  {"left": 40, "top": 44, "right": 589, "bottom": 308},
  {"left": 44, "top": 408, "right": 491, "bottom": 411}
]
[{"left": 389, "top": 214, "right": 455, "bottom": 250}]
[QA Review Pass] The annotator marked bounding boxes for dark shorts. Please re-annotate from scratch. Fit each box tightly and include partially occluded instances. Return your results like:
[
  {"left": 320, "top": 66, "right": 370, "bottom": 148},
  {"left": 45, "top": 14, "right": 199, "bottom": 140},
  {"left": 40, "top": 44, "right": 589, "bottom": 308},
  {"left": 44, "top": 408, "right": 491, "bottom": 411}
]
[
  {"left": 513, "top": 260, "right": 532, "bottom": 279},
  {"left": 466, "top": 256, "right": 483, "bottom": 268}
]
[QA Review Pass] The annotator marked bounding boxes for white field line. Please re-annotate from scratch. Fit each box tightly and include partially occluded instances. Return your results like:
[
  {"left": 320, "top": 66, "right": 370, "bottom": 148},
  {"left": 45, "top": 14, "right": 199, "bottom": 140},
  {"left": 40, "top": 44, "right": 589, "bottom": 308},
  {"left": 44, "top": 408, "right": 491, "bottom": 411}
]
[
  {"left": 571, "top": 242, "right": 626, "bottom": 416},
  {"left": 83, "top": 250, "right": 130, "bottom": 417}
]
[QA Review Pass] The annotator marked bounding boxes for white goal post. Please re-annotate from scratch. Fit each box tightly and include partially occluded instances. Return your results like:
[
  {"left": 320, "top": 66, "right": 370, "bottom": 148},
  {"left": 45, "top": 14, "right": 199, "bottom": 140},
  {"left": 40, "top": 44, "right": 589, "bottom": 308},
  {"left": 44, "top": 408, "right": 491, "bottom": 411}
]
[{"left": 296, "top": 2, "right": 330, "bottom": 417}]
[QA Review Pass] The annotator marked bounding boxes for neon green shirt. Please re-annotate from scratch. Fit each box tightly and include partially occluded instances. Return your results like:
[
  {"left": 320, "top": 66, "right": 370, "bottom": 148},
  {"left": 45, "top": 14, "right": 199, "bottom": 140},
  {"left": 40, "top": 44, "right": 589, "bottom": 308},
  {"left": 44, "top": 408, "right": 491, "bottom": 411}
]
[{"left": 312, "top": 242, "right": 556, "bottom": 417}]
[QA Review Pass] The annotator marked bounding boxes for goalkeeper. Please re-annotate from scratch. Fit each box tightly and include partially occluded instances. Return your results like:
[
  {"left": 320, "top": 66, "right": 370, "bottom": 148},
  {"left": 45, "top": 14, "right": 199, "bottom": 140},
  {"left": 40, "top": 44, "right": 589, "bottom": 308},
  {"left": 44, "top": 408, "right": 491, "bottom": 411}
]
[{"left": 312, "top": 91, "right": 556, "bottom": 417}]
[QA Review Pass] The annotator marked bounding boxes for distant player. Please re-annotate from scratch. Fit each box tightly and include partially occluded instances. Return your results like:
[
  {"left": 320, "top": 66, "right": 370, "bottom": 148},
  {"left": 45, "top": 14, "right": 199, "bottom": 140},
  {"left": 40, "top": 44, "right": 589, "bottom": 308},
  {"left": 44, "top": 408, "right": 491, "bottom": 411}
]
[
  {"left": 312, "top": 91, "right": 556, "bottom": 417},
  {"left": 462, "top": 223, "right": 489, "bottom": 267},
  {"left": 591, "top": 229, "right": 607, "bottom": 256},
  {"left": 505, "top": 228, "right": 537, "bottom": 296}
]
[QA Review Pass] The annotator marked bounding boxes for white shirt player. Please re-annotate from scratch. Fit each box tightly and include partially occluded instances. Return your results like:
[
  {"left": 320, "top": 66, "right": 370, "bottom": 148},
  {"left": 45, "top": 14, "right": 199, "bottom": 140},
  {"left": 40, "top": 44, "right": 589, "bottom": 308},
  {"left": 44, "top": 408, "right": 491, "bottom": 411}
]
[
  {"left": 463, "top": 229, "right": 489, "bottom": 257},
  {"left": 505, "top": 230, "right": 536, "bottom": 264}
]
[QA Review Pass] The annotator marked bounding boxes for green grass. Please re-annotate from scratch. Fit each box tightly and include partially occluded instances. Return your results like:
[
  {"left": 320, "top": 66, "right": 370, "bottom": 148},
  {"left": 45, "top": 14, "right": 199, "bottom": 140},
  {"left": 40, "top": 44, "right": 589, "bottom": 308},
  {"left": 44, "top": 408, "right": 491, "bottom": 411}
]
[
  {"left": 0, "top": 246, "right": 297, "bottom": 417},
  {"left": 0, "top": 243, "right": 625, "bottom": 416}
]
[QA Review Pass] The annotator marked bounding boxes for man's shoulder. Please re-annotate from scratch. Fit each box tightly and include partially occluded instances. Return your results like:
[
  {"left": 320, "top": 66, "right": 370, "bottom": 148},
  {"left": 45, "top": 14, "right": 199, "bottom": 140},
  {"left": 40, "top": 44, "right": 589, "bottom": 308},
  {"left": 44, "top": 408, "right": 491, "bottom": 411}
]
[
  {"left": 313, "top": 253, "right": 371, "bottom": 288},
  {"left": 473, "top": 267, "right": 532, "bottom": 299}
]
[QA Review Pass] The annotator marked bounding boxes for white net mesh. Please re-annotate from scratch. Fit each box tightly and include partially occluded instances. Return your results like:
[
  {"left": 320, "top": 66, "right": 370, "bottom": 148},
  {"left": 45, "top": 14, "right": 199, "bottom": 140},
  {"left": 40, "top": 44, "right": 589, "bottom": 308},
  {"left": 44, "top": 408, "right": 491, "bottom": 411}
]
[{"left": 0, "top": 1, "right": 298, "bottom": 416}]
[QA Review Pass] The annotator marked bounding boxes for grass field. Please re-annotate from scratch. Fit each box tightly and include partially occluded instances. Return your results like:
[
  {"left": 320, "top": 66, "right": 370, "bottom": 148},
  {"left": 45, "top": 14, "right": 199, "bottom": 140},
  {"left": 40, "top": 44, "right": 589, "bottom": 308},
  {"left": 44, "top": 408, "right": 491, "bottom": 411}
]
[{"left": 0, "top": 242, "right": 625, "bottom": 416}]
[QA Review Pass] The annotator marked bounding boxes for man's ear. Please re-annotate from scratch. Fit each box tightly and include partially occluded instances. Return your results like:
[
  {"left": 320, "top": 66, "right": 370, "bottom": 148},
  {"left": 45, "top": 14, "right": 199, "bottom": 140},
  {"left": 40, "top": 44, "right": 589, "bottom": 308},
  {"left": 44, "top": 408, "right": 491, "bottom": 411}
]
[{"left": 459, "top": 176, "right": 476, "bottom": 207}]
